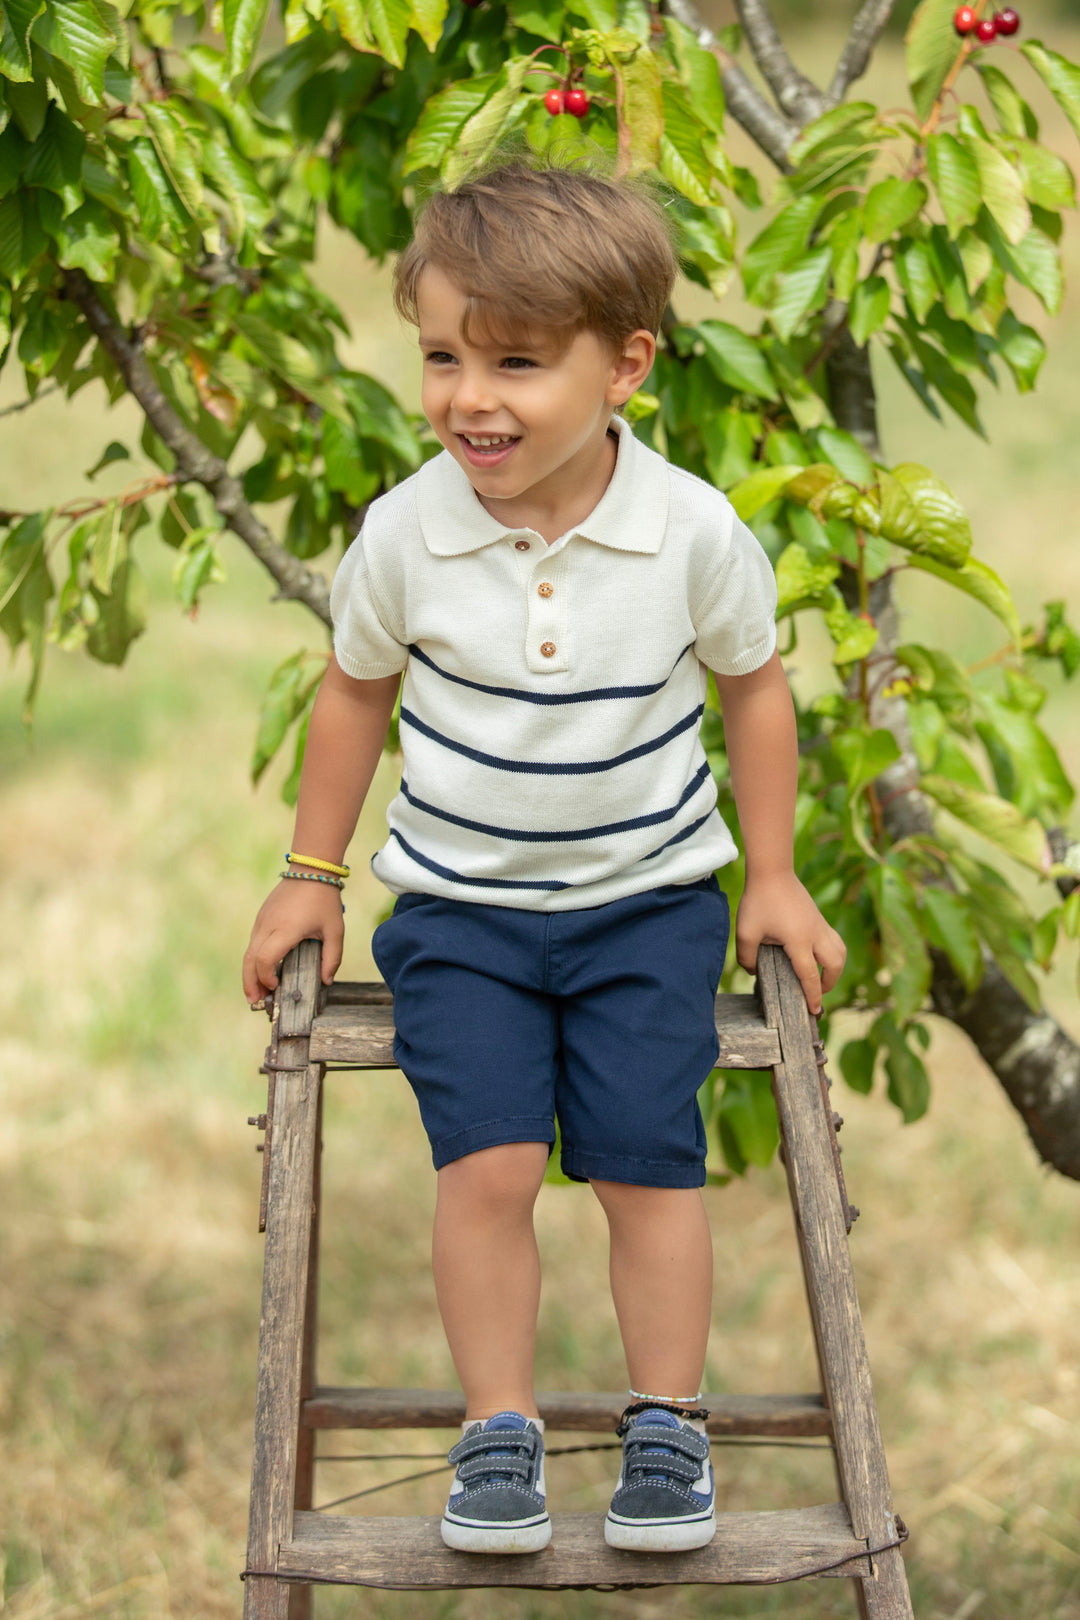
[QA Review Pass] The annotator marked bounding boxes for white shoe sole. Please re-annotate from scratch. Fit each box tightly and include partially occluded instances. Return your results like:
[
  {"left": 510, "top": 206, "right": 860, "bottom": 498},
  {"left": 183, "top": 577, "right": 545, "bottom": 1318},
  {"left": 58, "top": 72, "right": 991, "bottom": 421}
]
[
  {"left": 441, "top": 1513, "right": 552, "bottom": 1554},
  {"left": 604, "top": 1509, "right": 716, "bottom": 1552}
]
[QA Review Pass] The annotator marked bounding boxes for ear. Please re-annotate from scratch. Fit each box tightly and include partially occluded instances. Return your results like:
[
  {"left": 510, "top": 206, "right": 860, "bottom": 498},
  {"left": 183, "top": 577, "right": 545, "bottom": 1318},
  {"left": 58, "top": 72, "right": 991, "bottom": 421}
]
[{"left": 606, "top": 330, "right": 656, "bottom": 406}]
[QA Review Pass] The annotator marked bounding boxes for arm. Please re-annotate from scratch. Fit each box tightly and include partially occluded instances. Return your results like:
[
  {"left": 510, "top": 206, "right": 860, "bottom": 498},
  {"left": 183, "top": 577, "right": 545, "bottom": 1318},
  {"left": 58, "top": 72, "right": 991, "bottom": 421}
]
[
  {"left": 241, "top": 656, "right": 401, "bottom": 1002},
  {"left": 712, "top": 649, "right": 845, "bottom": 1014}
]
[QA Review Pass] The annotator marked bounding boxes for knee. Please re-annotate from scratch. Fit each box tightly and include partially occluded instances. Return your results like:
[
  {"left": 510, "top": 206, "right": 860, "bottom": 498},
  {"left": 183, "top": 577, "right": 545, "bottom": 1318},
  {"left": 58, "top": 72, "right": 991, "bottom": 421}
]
[{"left": 439, "top": 1142, "right": 548, "bottom": 1217}]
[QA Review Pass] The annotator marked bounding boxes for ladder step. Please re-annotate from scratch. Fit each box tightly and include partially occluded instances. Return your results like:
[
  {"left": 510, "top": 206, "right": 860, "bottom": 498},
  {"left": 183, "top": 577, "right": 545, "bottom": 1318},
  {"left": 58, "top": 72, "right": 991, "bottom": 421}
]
[
  {"left": 309, "top": 988, "right": 781, "bottom": 1069},
  {"left": 277, "top": 1505, "right": 870, "bottom": 1589},
  {"left": 303, "top": 1388, "right": 831, "bottom": 1436}
]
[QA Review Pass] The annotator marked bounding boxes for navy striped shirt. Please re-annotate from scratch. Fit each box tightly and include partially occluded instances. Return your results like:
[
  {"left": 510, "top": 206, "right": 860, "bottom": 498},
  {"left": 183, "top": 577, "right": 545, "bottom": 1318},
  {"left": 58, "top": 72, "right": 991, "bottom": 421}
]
[{"left": 330, "top": 417, "right": 777, "bottom": 910}]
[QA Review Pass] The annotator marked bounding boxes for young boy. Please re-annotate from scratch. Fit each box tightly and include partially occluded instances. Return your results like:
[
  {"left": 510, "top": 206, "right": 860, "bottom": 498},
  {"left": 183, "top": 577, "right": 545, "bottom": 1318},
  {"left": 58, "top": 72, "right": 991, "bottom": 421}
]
[{"left": 243, "top": 161, "right": 845, "bottom": 1557}]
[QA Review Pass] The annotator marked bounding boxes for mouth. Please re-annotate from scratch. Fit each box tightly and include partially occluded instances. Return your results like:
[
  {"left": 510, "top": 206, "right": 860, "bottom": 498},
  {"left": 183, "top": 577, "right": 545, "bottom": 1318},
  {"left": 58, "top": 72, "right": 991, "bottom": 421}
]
[{"left": 457, "top": 432, "right": 521, "bottom": 468}]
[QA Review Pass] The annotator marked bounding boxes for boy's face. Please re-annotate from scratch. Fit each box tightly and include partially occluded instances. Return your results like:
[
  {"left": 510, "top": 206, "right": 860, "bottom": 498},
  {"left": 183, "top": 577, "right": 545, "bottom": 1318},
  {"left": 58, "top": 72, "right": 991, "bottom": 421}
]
[{"left": 415, "top": 266, "right": 653, "bottom": 525}]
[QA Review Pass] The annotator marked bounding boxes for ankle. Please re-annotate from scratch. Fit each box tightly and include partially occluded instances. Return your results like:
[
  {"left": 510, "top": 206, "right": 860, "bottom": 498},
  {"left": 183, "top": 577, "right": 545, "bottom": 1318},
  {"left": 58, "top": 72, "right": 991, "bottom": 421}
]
[{"left": 465, "top": 1404, "right": 542, "bottom": 1424}]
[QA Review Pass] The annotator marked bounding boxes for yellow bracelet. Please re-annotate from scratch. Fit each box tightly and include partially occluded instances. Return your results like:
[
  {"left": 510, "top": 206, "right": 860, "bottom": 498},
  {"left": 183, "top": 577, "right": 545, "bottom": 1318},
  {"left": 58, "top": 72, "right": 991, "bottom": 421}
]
[{"left": 286, "top": 852, "right": 351, "bottom": 878}]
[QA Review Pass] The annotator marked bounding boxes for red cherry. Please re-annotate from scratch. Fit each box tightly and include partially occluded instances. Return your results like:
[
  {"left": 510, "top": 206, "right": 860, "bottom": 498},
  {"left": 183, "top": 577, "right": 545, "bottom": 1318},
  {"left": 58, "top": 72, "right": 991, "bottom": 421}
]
[
  {"left": 564, "top": 87, "right": 589, "bottom": 118},
  {"left": 544, "top": 88, "right": 564, "bottom": 115},
  {"left": 975, "top": 15, "right": 997, "bottom": 38},
  {"left": 995, "top": 7, "right": 1020, "bottom": 33},
  {"left": 953, "top": 5, "right": 977, "bottom": 32}
]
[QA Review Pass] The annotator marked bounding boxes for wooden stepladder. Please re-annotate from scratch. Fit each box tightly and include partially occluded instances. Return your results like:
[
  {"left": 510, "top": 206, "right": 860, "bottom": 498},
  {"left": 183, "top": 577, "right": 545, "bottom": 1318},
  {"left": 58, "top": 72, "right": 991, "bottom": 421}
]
[{"left": 242, "top": 940, "right": 913, "bottom": 1618}]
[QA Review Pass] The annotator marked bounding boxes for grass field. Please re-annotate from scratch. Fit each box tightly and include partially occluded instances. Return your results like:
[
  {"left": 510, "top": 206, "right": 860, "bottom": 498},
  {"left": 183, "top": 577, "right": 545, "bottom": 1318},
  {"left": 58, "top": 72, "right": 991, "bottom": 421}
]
[{"left": 3, "top": 27, "right": 1080, "bottom": 1619}]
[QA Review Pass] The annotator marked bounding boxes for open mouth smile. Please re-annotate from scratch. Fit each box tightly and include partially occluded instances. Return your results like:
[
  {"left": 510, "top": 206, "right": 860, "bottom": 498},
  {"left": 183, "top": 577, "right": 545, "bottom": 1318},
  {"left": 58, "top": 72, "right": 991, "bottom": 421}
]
[{"left": 457, "top": 433, "right": 521, "bottom": 467}]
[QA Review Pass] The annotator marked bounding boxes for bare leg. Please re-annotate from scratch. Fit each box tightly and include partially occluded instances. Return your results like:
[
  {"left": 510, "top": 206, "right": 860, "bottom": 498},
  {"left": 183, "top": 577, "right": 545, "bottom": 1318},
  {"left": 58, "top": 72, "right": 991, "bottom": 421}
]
[
  {"left": 590, "top": 1181, "right": 712, "bottom": 1397},
  {"left": 432, "top": 1141, "right": 550, "bottom": 1421}
]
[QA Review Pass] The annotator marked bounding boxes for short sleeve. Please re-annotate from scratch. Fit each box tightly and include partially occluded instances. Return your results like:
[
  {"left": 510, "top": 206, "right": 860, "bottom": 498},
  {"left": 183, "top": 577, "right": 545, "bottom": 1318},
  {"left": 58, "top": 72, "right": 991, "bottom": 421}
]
[
  {"left": 330, "top": 528, "right": 409, "bottom": 679},
  {"left": 692, "top": 512, "right": 778, "bottom": 676}
]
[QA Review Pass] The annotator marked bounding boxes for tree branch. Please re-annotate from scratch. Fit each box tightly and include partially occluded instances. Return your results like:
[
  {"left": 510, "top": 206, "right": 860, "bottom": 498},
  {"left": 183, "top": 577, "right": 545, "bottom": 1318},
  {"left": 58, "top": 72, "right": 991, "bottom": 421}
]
[
  {"left": 61, "top": 269, "right": 332, "bottom": 629},
  {"left": 662, "top": 0, "right": 799, "bottom": 169},
  {"left": 829, "top": 0, "right": 896, "bottom": 103},
  {"left": 735, "top": 0, "right": 829, "bottom": 125}
]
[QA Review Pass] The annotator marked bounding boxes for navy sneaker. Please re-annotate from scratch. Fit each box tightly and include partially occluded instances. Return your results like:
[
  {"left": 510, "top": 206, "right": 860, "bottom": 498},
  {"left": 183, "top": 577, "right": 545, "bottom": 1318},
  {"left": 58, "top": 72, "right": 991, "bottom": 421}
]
[
  {"left": 605, "top": 1406, "right": 715, "bottom": 1552},
  {"left": 441, "top": 1411, "right": 551, "bottom": 1553}
]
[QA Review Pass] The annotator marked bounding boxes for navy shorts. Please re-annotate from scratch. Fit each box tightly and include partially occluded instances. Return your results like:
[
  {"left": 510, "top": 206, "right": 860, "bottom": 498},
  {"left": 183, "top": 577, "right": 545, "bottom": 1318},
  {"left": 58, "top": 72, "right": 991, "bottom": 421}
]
[{"left": 371, "top": 878, "right": 729, "bottom": 1189}]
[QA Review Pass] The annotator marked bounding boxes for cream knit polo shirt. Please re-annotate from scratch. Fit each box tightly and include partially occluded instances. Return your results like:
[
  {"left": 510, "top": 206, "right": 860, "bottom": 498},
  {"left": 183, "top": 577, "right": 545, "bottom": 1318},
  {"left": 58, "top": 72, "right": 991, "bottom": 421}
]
[{"left": 331, "top": 415, "right": 778, "bottom": 911}]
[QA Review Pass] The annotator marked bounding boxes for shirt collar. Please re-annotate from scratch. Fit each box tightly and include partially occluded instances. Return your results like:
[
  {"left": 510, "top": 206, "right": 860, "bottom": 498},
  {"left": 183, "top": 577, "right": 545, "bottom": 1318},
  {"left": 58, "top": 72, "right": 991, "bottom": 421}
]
[{"left": 416, "top": 415, "right": 668, "bottom": 557}]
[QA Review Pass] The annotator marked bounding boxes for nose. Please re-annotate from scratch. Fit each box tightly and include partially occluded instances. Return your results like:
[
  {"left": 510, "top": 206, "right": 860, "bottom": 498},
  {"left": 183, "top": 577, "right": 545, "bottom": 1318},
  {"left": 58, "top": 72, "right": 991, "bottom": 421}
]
[{"left": 450, "top": 364, "right": 498, "bottom": 419}]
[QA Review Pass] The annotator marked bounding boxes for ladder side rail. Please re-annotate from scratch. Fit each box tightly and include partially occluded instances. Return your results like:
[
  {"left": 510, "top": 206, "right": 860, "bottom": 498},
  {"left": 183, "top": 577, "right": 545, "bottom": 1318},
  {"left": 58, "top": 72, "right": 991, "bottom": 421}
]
[
  {"left": 244, "top": 940, "right": 324, "bottom": 1620},
  {"left": 287, "top": 1080, "right": 324, "bottom": 1620},
  {"left": 756, "top": 945, "right": 913, "bottom": 1620}
]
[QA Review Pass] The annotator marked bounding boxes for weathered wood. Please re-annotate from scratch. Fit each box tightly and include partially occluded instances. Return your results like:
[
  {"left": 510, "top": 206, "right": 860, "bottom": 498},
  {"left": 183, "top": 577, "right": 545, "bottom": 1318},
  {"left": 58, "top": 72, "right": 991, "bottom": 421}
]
[
  {"left": 758, "top": 945, "right": 913, "bottom": 1620},
  {"left": 244, "top": 940, "right": 324, "bottom": 1620},
  {"left": 286, "top": 1081, "right": 324, "bottom": 1620},
  {"left": 278, "top": 1505, "right": 874, "bottom": 1589},
  {"left": 308, "top": 989, "right": 781, "bottom": 1069},
  {"left": 303, "top": 1387, "right": 831, "bottom": 1436}
]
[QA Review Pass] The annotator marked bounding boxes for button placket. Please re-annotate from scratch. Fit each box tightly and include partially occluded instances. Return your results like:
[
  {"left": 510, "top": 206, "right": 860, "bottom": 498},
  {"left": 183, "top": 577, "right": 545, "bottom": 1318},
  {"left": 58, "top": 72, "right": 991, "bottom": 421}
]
[{"left": 525, "top": 544, "right": 568, "bottom": 672}]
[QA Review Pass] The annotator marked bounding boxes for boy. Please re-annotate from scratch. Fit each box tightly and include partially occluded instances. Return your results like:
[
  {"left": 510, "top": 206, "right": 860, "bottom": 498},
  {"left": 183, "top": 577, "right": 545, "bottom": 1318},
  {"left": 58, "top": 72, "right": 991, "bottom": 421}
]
[{"left": 243, "top": 161, "right": 844, "bottom": 1556}]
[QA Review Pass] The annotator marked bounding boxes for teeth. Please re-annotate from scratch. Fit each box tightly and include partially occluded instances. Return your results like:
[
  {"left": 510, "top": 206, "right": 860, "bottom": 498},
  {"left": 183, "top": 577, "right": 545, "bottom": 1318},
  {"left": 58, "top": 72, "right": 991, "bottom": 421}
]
[{"left": 463, "top": 434, "right": 516, "bottom": 447}]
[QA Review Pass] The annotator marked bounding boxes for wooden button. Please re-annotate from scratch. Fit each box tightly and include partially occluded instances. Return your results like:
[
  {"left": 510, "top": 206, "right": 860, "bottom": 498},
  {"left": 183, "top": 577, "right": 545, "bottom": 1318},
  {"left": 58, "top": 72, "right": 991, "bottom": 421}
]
[
  {"left": 540, "top": 641, "right": 556, "bottom": 657},
  {"left": 538, "top": 582, "right": 554, "bottom": 597},
  {"left": 514, "top": 540, "right": 531, "bottom": 551}
]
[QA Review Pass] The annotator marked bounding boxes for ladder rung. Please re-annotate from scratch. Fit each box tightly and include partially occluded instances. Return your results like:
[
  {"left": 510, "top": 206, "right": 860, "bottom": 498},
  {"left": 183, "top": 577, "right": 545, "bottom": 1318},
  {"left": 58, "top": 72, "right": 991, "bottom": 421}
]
[
  {"left": 309, "top": 988, "right": 781, "bottom": 1069},
  {"left": 303, "top": 1388, "right": 831, "bottom": 1436},
  {"left": 277, "top": 1505, "right": 869, "bottom": 1589}
]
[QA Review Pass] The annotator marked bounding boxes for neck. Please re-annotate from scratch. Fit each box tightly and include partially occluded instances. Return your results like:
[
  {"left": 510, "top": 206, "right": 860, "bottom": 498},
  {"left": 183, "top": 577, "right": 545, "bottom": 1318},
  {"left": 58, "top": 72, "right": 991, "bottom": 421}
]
[{"left": 478, "top": 422, "right": 619, "bottom": 546}]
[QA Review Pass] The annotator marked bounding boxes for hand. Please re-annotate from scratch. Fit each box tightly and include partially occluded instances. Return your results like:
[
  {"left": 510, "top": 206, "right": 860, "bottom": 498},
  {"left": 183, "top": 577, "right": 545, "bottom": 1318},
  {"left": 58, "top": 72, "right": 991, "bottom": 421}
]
[
  {"left": 242, "top": 879, "right": 345, "bottom": 1003},
  {"left": 735, "top": 872, "right": 846, "bottom": 1016}
]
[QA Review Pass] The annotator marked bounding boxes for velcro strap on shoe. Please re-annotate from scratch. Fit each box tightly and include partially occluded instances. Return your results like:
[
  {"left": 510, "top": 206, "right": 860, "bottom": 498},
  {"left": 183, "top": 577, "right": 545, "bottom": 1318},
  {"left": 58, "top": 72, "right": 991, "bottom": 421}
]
[
  {"left": 448, "top": 1429, "right": 538, "bottom": 1467},
  {"left": 624, "top": 1447, "right": 705, "bottom": 1485},
  {"left": 455, "top": 1453, "right": 534, "bottom": 1484},
  {"left": 626, "top": 1424, "right": 710, "bottom": 1459}
]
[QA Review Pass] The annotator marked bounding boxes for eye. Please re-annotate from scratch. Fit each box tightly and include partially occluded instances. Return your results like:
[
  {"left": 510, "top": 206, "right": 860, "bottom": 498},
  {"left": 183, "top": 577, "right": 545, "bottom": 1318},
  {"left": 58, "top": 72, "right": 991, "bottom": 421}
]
[
  {"left": 423, "top": 350, "right": 456, "bottom": 365},
  {"left": 502, "top": 356, "right": 537, "bottom": 371}
]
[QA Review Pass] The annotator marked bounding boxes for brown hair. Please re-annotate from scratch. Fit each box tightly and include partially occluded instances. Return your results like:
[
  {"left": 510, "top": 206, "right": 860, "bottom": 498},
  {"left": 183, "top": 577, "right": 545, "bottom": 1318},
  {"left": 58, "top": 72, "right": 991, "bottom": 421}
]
[{"left": 393, "top": 160, "right": 677, "bottom": 349}]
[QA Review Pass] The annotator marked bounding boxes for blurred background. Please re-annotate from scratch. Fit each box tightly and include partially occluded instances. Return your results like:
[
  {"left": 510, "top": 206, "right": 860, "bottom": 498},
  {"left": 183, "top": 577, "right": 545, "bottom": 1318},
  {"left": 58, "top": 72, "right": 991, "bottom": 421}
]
[{"left": 2, "top": 13, "right": 1080, "bottom": 1619}]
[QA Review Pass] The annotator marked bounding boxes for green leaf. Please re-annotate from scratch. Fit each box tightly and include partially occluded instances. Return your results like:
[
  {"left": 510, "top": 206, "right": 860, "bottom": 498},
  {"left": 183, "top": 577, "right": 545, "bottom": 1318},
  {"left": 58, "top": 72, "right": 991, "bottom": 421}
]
[
  {"left": 21, "top": 102, "right": 84, "bottom": 213},
  {"left": 769, "top": 244, "right": 831, "bottom": 344},
  {"left": 969, "top": 136, "right": 1030, "bottom": 245},
  {"left": 983, "top": 218, "right": 1063, "bottom": 315},
  {"left": 976, "top": 61, "right": 1037, "bottom": 138},
  {"left": 829, "top": 206, "right": 862, "bottom": 302},
  {"left": 927, "top": 132, "right": 980, "bottom": 237},
  {"left": 816, "top": 427, "right": 874, "bottom": 487},
  {"left": 774, "top": 541, "right": 840, "bottom": 614},
  {"left": 507, "top": 0, "right": 564, "bottom": 42},
  {"left": 906, "top": 0, "right": 964, "bottom": 122},
  {"left": 697, "top": 319, "right": 778, "bottom": 399},
  {"left": 869, "top": 863, "right": 932, "bottom": 1021},
  {"left": 173, "top": 530, "right": 226, "bottom": 614},
  {"left": 884, "top": 1036, "right": 930, "bottom": 1124},
  {"left": 85, "top": 440, "right": 129, "bottom": 479},
  {"left": 613, "top": 41, "right": 663, "bottom": 177},
  {"left": 0, "top": 0, "right": 46, "bottom": 81},
  {"left": 51, "top": 194, "right": 118, "bottom": 278},
  {"left": 906, "top": 552, "right": 1021, "bottom": 647},
  {"left": 1021, "top": 39, "right": 1080, "bottom": 145},
  {"left": 839, "top": 1038, "right": 876, "bottom": 1095},
  {"left": 848, "top": 274, "right": 890, "bottom": 346},
  {"left": 895, "top": 237, "right": 938, "bottom": 322},
  {"left": 251, "top": 649, "right": 323, "bottom": 784},
  {"left": 664, "top": 15, "right": 724, "bottom": 135},
  {"left": 921, "top": 887, "right": 982, "bottom": 990},
  {"left": 787, "top": 100, "right": 876, "bottom": 165},
  {"left": 7, "top": 72, "right": 47, "bottom": 140},
  {"left": 1012, "top": 138, "right": 1075, "bottom": 211},
  {"left": 223, "top": 0, "right": 271, "bottom": 74},
  {"left": 833, "top": 726, "right": 902, "bottom": 798},
  {"left": 995, "top": 308, "right": 1045, "bottom": 393},
  {"left": 142, "top": 104, "right": 203, "bottom": 218},
  {"left": 443, "top": 57, "right": 531, "bottom": 188},
  {"left": 659, "top": 81, "right": 717, "bottom": 208},
  {"left": 30, "top": 0, "right": 117, "bottom": 103},
  {"left": 862, "top": 176, "right": 927, "bottom": 243},
  {"left": 332, "top": 0, "right": 411, "bottom": 66},
  {"left": 0, "top": 188, "right": 46, "bottom": 282},
  {"left": 85, "top": 557, "right": 147, "bottom": 666},
  {"left": 921, "top": 774, "right": 1050, "bottom": 870},
  {"left": 888, "top": 462, "right": 972, "bottom": 564},
  {"left": 727, "top": 465, "right": 803, "bottom": 523},
  {"left": 233, "top": 312, "right": 350, "bottom": 423},
  {"left": 976, "top": 692, "right": 1074, "bottom": 820},
  {"left": 404, "top": 74, "right": 496, "bottom": 174},
  {"left": 741, "top": 194, "right": 820, "bottom": 306},
  {"left": 716, "top": 1071, "right": 779, "bottom": 1173},
  {"left": 408, "top": 0, "right": 448, "bottom": 52},
  {"left": 825, "top": 595, "right": 878, "bottom": 666}
]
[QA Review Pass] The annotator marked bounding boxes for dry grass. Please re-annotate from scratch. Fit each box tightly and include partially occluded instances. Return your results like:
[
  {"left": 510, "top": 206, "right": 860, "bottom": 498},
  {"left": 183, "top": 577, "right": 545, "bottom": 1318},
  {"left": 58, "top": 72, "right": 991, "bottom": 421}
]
[{"left": 3, "top": 28, "right": 1080, "bottom": 1616}]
